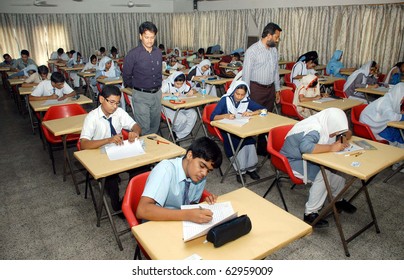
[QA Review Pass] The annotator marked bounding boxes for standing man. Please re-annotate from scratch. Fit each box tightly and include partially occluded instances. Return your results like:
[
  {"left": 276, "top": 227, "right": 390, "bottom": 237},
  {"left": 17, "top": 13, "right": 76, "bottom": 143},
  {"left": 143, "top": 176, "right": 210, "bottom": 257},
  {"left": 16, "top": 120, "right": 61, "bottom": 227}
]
[
  {"left": 242, "top": 22, "right": 282, "bottom": 112},
  {"left": 123, "top": 21, "right": 162, "bottom": 135}
]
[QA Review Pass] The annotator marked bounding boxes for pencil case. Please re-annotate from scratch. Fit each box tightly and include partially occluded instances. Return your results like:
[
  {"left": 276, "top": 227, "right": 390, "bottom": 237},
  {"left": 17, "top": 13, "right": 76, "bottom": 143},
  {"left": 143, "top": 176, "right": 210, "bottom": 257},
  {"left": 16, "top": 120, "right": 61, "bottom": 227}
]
[{"left": 206, "top": 214, "right": 252, "bottom": 248}]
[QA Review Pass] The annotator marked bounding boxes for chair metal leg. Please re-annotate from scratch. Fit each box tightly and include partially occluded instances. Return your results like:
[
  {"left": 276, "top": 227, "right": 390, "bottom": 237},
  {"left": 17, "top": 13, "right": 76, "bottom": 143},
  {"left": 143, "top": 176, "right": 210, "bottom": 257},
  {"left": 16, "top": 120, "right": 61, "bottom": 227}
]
[
  {"left": 263, "top": 178, "right": 277, "bottom": 198},
  {"left": 48, "top": 143, "right": 56, "bottom": 174},
  {"left": 134, "top": 245, "right": 142, "bottom": 260},
  {"left": 275, "top": 179, "right": 288, "bottom": 212}
]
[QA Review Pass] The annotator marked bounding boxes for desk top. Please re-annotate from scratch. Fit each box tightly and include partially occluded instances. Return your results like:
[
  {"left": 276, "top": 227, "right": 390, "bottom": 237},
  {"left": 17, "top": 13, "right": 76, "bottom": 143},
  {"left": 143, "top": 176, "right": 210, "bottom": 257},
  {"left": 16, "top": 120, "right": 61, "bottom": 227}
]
[
  {"left": 8, "top": 78, "right": 25, "bottom": 86},
  {"left": 278, "top": 60, "right": 294, "bottom": 66},
  {"left": 303, "top": 136, "right": 404, "bottom": 181},
  {"left": 340, "top": 70, "right": 355, "bottom": 76},
  {"left": 59, "top": 65, "right": 84, "bottom": 71},
  {"left": 132, "top": 187, "right": 312, "bottom": 260},
  {"left": 279, "top": 69, "right": 291, "bottom": 76},
  {"left": 42, "top": 114, "right": 87, "bottom": 136},
  {"left": 78, "top": 71, "right": 96, "bottom": 78},
  {"left": 318, "top": 76, "right": 344, "bottom": 86},
  {"left": 211, "top": 113, "right": 297, "bottom": 138},
  {"left": 29, "top": 95, "right": 93, "bottom": 112},
  {"left": 193, "top": 76, "right": 233, "bottom": 85},
  {"left": 97, "top": 77, "right": 123, "bottom": 85},
  {"left": 161, "top": 93, "right": 219, "bottom": 110},
  {"left": 315, "top": 65, "right": 326, "bottom": 71},
  {"left": 355, "top": 87, "right": 389, "bottom": 96},
  {"left": 74, "top": 134, "right": 185, "bottom": 179},
  {"left": 298, "top": 98, "right": 363, "bottom": 112},
  {"left": 19, "top": 87, "right": 34, "bottom": 95},
  {"left": 205, "top": 54, "right": 225, "bottom": 58},
  {"left": 0, "top": 66, "right": 10, "bottom": 72},
  {"left": 387, "top": 121, "right": 404, "bottom": 130}
]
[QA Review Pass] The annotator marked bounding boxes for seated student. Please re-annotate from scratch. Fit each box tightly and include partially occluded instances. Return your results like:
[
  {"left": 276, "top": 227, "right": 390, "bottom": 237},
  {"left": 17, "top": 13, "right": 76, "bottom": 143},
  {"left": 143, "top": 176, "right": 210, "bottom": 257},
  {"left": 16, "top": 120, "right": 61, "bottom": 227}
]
[
  {"left": 93, "top": 56, "right": 121, "bottom": 90},
  {"left": 67, "top": 52, "right": 85, "bottom": 88},
  {"left": 80, "top": 85, "right": 142, "bottom": 212},
  {"left": 384, "top": 62, "right": 404, "bottom": 85},
  {"left": 21, "top": 65, "right": 51, "bottom": 87},
  {"left": 82, "top": 54, "right": 99, "bottom": 94},
  {"left": 162, "top": 55, "right": 185, "bottom": 73},
  {"left": 108, "top": 46, "right": 120, "bottom": 59},
  {"left": 158, "top": 44, "right": 166, "bottom": 56},
  {"left": 169, "top": 47, "right": 181, "bottom": 57},
  {"left": 293, "top": 74, "right": 329, "bottom": 118},
  {"left": 161, "top": 71, "right": 197, "bottom": 140},
  {"left": 8, "top": 64, "right": 37, "bottom": 79},
  {"left": 291, "top": 51, "right": 318, "bottom": 88},
  {"left": 136, "top": 137, "right": 222, "bottom": 224},
  {"left": 50, "top": 48, "right": 69, "bottom": 62},
  {"left": 360, "top": 83, "right": 404, "bottom": 148},
  {"left": 223, "top": 52, "right": 243, "bottom": 77},
  {"left": 11, "top": 49, "right": 37, "bottom": 71},
  {"left": 280, "top": 108, "right": 357, "bottom": 228},
  {"left": 187, "top": 59, "right": 217, "bottom": 97},
  {"left": 210, "top": 81, "right": 264, "bottom": 183},
  {"left": 0, "top": 53, "right": 16, "bottom": 68},
  {"left": 29, "top": 72, "right": 76, "bottom": 101},
  {"left": 97, "top": 47, "right": 107, "bottom": 57},
  {"left": 187, "top": 48, "right": 205, "bottom": 67},
  {"left": 343, "top": 60, "right": 379, "bottom": 102},
  {"left": 325, "top": 50, "right": 355, "bottom": 78}
]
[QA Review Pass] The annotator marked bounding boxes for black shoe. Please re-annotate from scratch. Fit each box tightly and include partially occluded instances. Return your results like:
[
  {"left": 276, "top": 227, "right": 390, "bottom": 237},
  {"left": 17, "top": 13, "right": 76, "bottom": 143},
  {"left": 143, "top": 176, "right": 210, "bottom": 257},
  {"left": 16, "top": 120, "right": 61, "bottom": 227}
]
[
  {"left": 247, "top": 170, "right": 260, "bottom": 180},
  {"left": 116, "top": 212, "right": 126, "bottom": 220},
  {"left": 335, "top": 199, "right": 357, "bottom": 214},
  {"left": 304, "top": 213, "right": 329, "bottom": 228},
  {"left": 236, "top": 174, "right": 246, "bottom": 184}
]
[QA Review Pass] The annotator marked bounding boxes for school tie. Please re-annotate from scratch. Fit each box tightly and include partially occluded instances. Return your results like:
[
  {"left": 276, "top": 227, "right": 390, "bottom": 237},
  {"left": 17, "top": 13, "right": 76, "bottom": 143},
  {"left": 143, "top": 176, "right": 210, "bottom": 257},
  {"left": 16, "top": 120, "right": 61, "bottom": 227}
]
[
  {"left": 103, "top": 116, "right": 117, "bottom": 136},
  {"left": 182, "top": 180, "right": 191, "bottom": 205}
]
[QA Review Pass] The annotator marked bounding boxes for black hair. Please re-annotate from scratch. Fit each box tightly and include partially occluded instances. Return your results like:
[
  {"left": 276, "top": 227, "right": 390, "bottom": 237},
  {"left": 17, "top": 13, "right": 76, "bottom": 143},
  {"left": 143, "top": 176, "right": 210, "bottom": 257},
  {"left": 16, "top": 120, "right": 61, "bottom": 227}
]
[
  {"left": 51, "top": 72, "right": 65, "bottom": 83},
  {"left": 297, "top": 51, "right": 318, "bottom": 63},
  {"left": 394, "top": 62, "right": 403, "bottom": 68},
  {"left": 261, "top": 22, "right": 282, "bottom": 38},
  {"left": 100, "top": 85, "right": 121, "bottom": 99},
  {"left": 99, "top": 47, "right": 106, "bottom": 53},
  {"left": 76, "top": 52, "right": 81, "bottom": 58},
  {"left": 38, "top": 65, "right": 49, "bottom": 75},
  {"left": 158, "top": 44, "right": 165, "bottom": 49},
  {"left": 234, "top": 84, "right": 248, "bottom": 94},
  {"left": 3, "top": 53, "right": 10, "bottom": 59},
  {"left": 371, "top": 61, "right": 377, "bottom": 68},
  {"left": 232, "top": 52, "right": 241, "bottom": 60},
  {"left": 174, "top": 74, "right": 186, "bottom": 82},
  {"left": 20, "top": 49, "right": 29, "bottom": 56},
  {"left": 90, "top": 54, "right": 97, "bottom": 61},
  {"left": 110, "top": 46, "right": 118, "bottom": 53},
  {"left": 57, "top": 48, "right": 64, "bottom": 54},
  {"left": 309, "top": 79, "right": 318, "bottom": 88},
  {"left": 198, "top": 48, "right": 205, "bottom": 55},
  {"left": 139, "top": 21, "right": 158, "bottom": 35},
  {"left": 69, "top": 50, "right": 76, "bottom": 55},
  {"left": 186, "top": 137, "right": 223, "bottom": 168}
]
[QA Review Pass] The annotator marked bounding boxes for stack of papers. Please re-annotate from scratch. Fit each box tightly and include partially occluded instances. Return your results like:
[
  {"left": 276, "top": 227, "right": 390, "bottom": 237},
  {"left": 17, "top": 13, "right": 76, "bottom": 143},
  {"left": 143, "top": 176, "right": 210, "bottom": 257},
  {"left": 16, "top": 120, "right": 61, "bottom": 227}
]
[
  {"left": 104, "top": 139, "right": 145, "bottom": 160},
  {"left": 312, "top": 97, "right": 336, "bottom": 103},
  {"left": 42, "top": 99, "right": 68, "bottom": 106}
]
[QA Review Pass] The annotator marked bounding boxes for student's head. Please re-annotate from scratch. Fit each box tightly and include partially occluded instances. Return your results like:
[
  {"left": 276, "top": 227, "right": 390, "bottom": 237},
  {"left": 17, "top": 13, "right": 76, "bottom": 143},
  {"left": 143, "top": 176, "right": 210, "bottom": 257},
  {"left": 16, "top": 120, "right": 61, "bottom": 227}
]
[
  {"left": 168, "top": 56, "right": 178, "bottom": 66},
  {"left": 370, "top": 61, "right": 378, "bottom": 75},
  {"left": 173, "top": 73, "right": 186, "bottom": 88},
  {"left": 110, "top": 46, "right": 118, "bottom": 56},
  {"left": 395, "top": 62, "right": 404, "bottom": 73},
  {"left": 262, "top": 22, "right": 282, "bottom": 48},
  {"left": 99, "top": 47, "right": 106, "bottom": 54},
  {"left": 319, "top": 108, "right": 348, "bottom": 138},
  {"left": 57, "top": 48, "right": 64, "bottom": 55},
  {"left": 50, "top": 72, "right": 66, "bottom": 89},
  {"left": 158, "top": 44, "right": 165, "bottom": 50},
  {"left": 90, "top": 54, "right": 97, "bottom": 64},
  {"left": 76, "top": 52, "right": 82, "bottom": 61},
  {"left": 197, "top": 48, "right": 205, "bottom": 58},
  {"left": 139, "top": 21, "right": 158, "bottom": 50},
  {"left": 20, "top": 49, "right": 30, "bottom": 62},
  {"left": 199, "top": 59, "right": 211, "bottom": 73},
  {"left": 231, "top": 52, "right": 241, "bottom": 61},
  {"left": 37, "top": 65, "right": 49, "bottom": 79},
  {"left": 68, "top": 50, "right": 75, "bottom": 58},
  {"left": 99, "top": 85, "right": 121, "bottom": 115},
  {"left": 184, "top": 137, "right": 222, "bottom": 183},
  {"left": 3, "top": 53, "right": 12, "bottom": 62},
  {"left": 232, "top": 84, "right": 249, "bottom": 103}
]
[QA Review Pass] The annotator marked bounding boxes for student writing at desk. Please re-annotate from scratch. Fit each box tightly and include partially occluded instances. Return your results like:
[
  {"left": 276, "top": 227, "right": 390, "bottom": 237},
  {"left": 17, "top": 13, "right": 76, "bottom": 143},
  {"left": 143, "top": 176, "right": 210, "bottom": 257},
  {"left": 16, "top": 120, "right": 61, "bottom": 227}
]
[
  {"left": 93, "top": 56, "right": 121, "bottom": 91},
  {"left": 326, "top": 50, "right": 355, "bottom": 78},
  {"left": 80, "top": 85, "right": 143, "bottom": 213},
  {"left": 29, "top": 72, "right": 76, "bottom": 101},
  {"left": 280, "top": 108, "right": 357, "bottom": 228},
  {"left": 67, "top": 52, "right": 85, "bottom": 89},
  {"left": 21, "top": 65, "right": 51, "bottom": 87},
  {"left": 136, "top": 137, "right": 222, "bottom": 224},
  {"left": 291, "top": 51, "right": 318, "bottom": 88},
  {"left": 0, "top": 53, "right": 15, "bottom": 67},
  {"left": 187, "top": 59, "right": 218, "bottom": 97},
  {"left": 384, "top": 62, "right": 404, "bottom": 85},
  {"left": 11, "top": 49, "right": 37, "bottom": 72}
]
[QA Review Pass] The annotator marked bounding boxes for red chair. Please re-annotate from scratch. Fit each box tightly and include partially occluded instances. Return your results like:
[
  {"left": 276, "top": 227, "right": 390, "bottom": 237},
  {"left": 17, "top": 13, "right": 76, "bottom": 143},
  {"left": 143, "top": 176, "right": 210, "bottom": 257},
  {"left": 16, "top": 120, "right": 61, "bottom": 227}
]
[
  {"left": 333, "top": 80, "right": 348, "bottom": 98},
  {"left": 224, "top": 80, "right": 232, "bottom": 92},
  {"left": 285, "top": 62, "right": 295, "bottom": 70},
  {"left": 284, "top": 73, "right": 296, "bottom": 92},
  {"left": 202, "top": 103, "right": 224, "bottom": 143},
  {"left": 377, "top": 73, "right": 385, "bottom": 83},
  {"left": 181, "top": 58, "right": 189, "bottom": 69},
  {"left": 213, "top": 62, "right": 221, "bottom": 76},
  {"left": 279, "top": 89, "right": 304, "bottom": 120},
  {"left": 351, "top": 104, "right": 389, "bottom": 144},
  {"left": 265, "top": 125, "right": 305, "bottom": 211},
  {"left": 122, "top": 171, "right": 213, "bottom": 259},
  {"left": 42, "top": 104, "right": 87, "bottom": 174}
]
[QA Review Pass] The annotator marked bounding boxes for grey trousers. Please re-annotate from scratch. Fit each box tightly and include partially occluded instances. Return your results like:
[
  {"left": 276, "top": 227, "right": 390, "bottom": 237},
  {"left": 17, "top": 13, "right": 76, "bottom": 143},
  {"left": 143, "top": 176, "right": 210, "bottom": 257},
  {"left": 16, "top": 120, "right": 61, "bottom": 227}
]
[{"left": 131, "top": 89, "right": 162, "bottom": 135}]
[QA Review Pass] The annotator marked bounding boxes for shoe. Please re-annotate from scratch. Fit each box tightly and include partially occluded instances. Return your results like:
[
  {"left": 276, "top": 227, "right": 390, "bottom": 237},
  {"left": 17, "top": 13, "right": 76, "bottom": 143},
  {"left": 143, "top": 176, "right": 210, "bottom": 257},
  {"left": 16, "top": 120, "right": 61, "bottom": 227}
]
[
  {"left": 116, "top": 212, "right": 126, "bottom": 220},
  {"left": 303, "top": 213, "right": 329, "bottom": 228},
  {"left": 236, "top": 174, "right": 246, "bottom": 184},
  {"left": 335, "top": 199, "right": 357, "bottom": 214},
  {"left": 246, "top": 170, "right": 260, "bottom": 180}
]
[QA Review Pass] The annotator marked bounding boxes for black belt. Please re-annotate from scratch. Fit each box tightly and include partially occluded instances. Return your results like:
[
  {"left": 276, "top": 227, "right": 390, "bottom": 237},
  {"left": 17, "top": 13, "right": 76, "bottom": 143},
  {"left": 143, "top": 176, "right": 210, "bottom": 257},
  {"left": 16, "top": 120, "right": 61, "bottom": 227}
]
[
  {"left": 251, "top": 81, "right": 274, "bottom": 88},
  {"left": 133, "top": 87, "right": 160, "bottom": 93}
]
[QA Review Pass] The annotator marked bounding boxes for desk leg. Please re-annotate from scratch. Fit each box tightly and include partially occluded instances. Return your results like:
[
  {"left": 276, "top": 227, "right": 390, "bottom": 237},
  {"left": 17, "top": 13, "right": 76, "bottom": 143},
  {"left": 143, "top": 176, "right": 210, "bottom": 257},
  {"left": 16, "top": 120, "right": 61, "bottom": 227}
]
[
  {"left": 62, "top": 135, "right": 80, "bottom": 195},
  {"left": 27, "top": 97, "right": 35, "bottom": 134},
  {"left": 220, "top": 134, "right": 245, "bottom": 186},
  {"left": 195, "top": 106, "right": 208, "bottom": 137},
  {"left": 163, "top": 106, "right": 177, "bottom": 144}
]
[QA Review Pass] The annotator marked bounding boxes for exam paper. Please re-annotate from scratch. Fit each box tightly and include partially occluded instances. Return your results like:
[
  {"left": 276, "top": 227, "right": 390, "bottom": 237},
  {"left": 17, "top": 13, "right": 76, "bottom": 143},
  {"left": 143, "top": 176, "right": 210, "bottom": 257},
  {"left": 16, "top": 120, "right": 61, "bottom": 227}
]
[
  {"left": 105, "top": 139, "right": 145, "bottom": 160},
  {"left": 42, "top": 99, "right": 68, "bottom": 106},
  {"left": 335, "top": 142, "right": 364, "bottom": 154},
  {"left": 218, "top": 117, "right": 249, "bottom": 127}
]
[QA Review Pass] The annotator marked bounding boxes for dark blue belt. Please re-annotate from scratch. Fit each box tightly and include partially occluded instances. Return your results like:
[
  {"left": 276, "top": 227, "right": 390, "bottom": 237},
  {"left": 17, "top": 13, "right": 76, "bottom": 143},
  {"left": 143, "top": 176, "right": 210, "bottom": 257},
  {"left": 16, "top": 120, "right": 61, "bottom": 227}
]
[{"left": 133, "top": 86, "right": 160, "bottom": 93}]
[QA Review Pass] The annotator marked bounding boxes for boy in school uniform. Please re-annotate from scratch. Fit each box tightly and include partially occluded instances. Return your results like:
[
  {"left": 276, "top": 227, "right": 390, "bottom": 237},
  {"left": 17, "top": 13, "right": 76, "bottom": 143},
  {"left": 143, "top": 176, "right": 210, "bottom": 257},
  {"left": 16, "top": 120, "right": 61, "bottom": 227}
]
[
  {"left": 80, "top": 85, "right": 142, "bottom": 212},
  {"left": 11, "top": 49, "right": 37, "bottom": 71},
  {"left": 29, "top": 72, "right": 76, "bottom": 101},
  {"left": 0, "top": 53, "right": 16, "bottom": 67},
  {"left": 21, "top": 65, "right": 51, "bottom": 87},
  {"left": 136, "top": 137, "right": 223, "bottom": 224}
]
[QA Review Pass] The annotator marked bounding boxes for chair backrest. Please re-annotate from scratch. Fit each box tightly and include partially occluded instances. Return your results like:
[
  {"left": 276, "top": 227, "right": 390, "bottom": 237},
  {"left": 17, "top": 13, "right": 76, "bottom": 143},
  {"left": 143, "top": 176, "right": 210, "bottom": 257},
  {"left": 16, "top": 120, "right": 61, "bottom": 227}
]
[
  {"left": 378, "top": 73, "right": 385, "bottom": 83},
  {"left": 224, "top": 80, "right": 232, "bottom": 92},
  {"left": 123, "top": 92, "right": 131, "bottom": 108},
  {"left": 202, "top": 103, "right": 224, "bottom": 142},
  {"left": 333, "top": 80, "right": 347, "bottom": 98},
  {"left": 279, "top": 89, "right": 303, "bottom": 120},
  {"left": 267, "top": 125, "right": 304, "bottom": 185},
  {"left": 351, "top": 104, "right": 388, "bottom": 144},
  {"left": 213, "top": 62, "right": 221, "bottom": 76},
  {"left": 285, "top": 62, "right": 295, "bottom": 70},
  {"left": 284, "top": 73, "right": 296, "bottom": 92}
]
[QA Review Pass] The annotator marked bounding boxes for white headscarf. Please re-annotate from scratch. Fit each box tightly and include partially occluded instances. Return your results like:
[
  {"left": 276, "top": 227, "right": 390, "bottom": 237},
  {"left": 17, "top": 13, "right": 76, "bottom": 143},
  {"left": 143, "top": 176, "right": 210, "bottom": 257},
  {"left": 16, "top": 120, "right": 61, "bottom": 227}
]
[
  {"left": 384, "top": 66, "right": 398, "bottom": 84},
  {"left": 287, "top": 107, "right": 348, "bottom": 145},
  {"left": 359, "top": 83, "right": 404, "bottom": 135},
  {"left": 222, "top": 80, "right": 251, "bottom": 114},
  {"left": 293, "top": 74, "right": 320, "bottom": 106},
  {"left": 344, "top": 61, "right": 373, "bottom": 92},
  {"left": 190, "top": 59, "right": 211, "bottom": 76},
  {"left": 98, "top": 56, "right": 116, "bottom": 77},
  {"left": 162, "top": 71, "right": 191, "bottom": 94}
]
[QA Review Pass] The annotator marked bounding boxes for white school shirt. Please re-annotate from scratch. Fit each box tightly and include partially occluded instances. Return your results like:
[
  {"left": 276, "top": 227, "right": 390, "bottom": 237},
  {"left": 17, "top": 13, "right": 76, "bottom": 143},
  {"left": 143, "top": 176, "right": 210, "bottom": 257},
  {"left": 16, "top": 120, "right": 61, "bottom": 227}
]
[
  {"left": 291, "top": 61, "right": 316, "bottom": 88},
  {"left": 31, "top": 80, "right": 74, "bottom": 98}
]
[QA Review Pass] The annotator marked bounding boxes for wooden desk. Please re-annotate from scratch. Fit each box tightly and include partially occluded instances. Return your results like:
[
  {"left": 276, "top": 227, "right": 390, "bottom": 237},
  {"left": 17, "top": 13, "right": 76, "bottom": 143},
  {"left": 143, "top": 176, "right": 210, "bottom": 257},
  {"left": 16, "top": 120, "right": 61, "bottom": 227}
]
[
  {"left": 355, "top": 87, "right": 389, "bottom": 103},
  {"left": 318, "top": 76, "right": 344, "bottom": 86},
  {"left": 29, "top": 95, "right": 93, "bottom": 112},
  {"left": 279, "top": 69, "right": 291, "bottom": 76},
  {"left": 298, "top": 98, "right": 363, "bottom": 112},
  {"left": 96, "top": 77, "right": 123, "bottom": 85},
  {"left": 303, "top": 136, "right": 404, "bottom": 256},
  {"left": 74, "top": 134, "right": 186, "bottom": 250},
  {"left": 18, "top": 87, "right": 36, "bottom": 133},
  {"left": 211, "top": 113, "right": 297, "bottom": 186},
  {"left": 219, "top": 65, "right": 240, "bottom": 70},
  {"left": 340, "top": 69, "right": 355, "bottom": 76},
  {"left": 315, "top": 64, "right": 326, "bottom": 74},
  {"left": 205, "top": 54, "right": 225, "bottom": 58},
  {"left": 8, "top": 77, "right": 25, "bottom": 86},
  {"left": 59, "top": 65, "right": 84, "bottom": 71},
  {"left": 161, "top": 94, "right": 220, "bottom": 143},
  {"left": 278, "top": 60, "right": 294, "bottom": 66},
  {"left": 387, "top": 121, "right": 404, "bottom": 140},
  {"left": 132, "top": 187, "right": 312, "bottom": 260},
  {"left": 0, "top": 66, "right": 11, "bottom": 72},
  {"left": 42, "top": 114, "right": 87, "bottom": 194}
]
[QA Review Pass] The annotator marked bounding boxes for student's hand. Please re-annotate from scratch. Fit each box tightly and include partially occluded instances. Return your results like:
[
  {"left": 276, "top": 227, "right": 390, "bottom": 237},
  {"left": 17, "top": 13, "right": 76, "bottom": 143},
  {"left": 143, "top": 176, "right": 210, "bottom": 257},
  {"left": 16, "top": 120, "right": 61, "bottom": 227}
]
[
  {"left": 49, "top": 94, "right": 58, "bottom": 100},
  {"left": 187, "top": 208, "right": 213, "bottom": 224},
  {"left": 58, "top": 95, "right": 67, "bottom": 101},
  {"left": 186, "top": 90, "right": 196, "bottom": 96},
  {"left": 242, "top": 111, "right": 252, "bottom": 117},
  {"left": 368, "top": 84, "right": 379, "bottom": 88},
  {"left": 174, "top": 92, "right": 180, "bottom": 97},
  {"left": 109, "top": 134, "right": 124, "bottom": 145},
  {"left": 204, "top": 194, "right": 217, "bottom": 205},
  {"left": 330, "top": 141, "right": 349, "bottom": 152},
  {"left": 275, "top": 91, "right": 280, "bottom": 103},
  {"left": 128, "top": 131, "right": 139, "bottom": 142},
  {"left": 226, "top": 114, "right": 235, "bottom": 119},
  {"left": 322, "top": 92, "right": 330, "bottom": 98}
]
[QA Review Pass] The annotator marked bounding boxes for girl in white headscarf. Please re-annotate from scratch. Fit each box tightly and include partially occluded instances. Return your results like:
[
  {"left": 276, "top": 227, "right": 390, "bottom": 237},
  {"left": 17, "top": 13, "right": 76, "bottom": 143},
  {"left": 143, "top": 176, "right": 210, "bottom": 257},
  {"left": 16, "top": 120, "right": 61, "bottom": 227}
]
[
  {"left": 343, "top": 61, "right": 379, "bottom": 102},
  {"left": 94, "top": 56, "right": 122, "bottom": 104},
  {"left": 210, "top": 81, "right": 265, "bottom": 183},
  {"left": 293, "top": 74, "right": 326, "bottom": 118},
  {"left": 360, "top": 83, "right": 404, "bottom": 147},
  {"left": 280, "top": 108, "right": 356, "bottom": 227},
  {"left": 161, "top": 71, "right": 198, "bottom": 140},
  {"left": 187, "top": 59, "right": 217, "bottom": 97},
  {"left": 67, "top": 52, "right": 85, "bottom": 88}
]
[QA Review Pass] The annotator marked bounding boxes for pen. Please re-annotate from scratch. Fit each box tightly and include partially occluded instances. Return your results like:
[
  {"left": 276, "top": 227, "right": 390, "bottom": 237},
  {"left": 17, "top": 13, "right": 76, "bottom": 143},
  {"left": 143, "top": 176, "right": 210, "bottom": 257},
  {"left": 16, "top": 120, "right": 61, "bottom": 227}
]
[{"left": 344, "top": 152, "right": 363, "bottom": 157}]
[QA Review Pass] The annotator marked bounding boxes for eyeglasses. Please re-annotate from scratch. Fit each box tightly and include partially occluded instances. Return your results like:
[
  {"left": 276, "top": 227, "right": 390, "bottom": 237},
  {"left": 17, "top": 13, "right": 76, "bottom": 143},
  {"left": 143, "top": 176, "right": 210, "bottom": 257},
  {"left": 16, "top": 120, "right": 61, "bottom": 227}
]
[{"left": 104, "top": 97, "right": 120, "bottom": 106}]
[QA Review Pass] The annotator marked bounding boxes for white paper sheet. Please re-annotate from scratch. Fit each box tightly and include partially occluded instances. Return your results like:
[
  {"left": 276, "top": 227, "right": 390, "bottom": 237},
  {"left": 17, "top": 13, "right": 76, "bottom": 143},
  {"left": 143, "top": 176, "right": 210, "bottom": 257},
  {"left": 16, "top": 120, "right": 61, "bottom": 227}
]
[
  {"left": 335, "top": 143, "right": 364, "bottom": 154},
  {"left": 218, "top": 117, "right": 249, "bottom": 127},
  {"left": 42, "top": 99, "right": 68, "bottom": 106},
  {"left": 312, "top": 97, "right": 336, "bottom": 103},
  {"left": 105, "top": 139, "right": 145, "bottom": 160}
]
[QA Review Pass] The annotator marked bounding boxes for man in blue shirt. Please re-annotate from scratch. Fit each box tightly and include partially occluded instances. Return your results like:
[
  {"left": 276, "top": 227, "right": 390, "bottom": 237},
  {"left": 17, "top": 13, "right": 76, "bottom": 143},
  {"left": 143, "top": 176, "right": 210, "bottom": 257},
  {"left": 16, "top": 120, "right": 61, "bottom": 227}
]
[{"left": 136, "top": 137, "right": 223, "bottom": 224}]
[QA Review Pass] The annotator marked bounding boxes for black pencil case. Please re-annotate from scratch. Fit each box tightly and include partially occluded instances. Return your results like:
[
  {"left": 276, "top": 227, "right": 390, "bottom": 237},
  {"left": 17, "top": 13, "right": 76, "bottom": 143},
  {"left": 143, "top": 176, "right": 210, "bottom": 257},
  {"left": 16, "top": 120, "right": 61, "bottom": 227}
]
[{"left": 206, "top": 214, "right": 252, "bottom": 248}]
